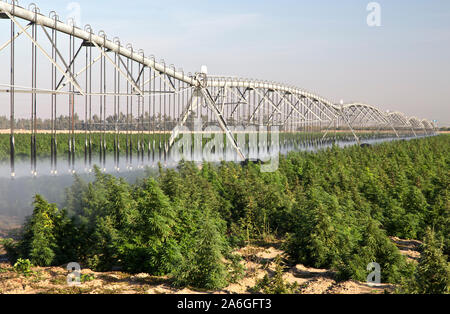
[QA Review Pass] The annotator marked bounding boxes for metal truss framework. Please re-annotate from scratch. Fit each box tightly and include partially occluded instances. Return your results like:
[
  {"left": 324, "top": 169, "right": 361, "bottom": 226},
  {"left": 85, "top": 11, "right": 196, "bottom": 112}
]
[{"left": 0, "top": 1, "right": 436, "bottom": 177}]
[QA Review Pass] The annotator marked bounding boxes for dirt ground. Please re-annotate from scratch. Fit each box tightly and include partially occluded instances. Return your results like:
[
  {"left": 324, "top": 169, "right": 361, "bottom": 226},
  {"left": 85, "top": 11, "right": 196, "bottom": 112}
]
[
  {"left": 390, "top": 237, "right": 423, "bottom": 264},
  {"left": 0, "top": 216, "right": 423, "bottom": 295},
  {"left": 0, "top": 239, "right": 413, "bottom": 295}
]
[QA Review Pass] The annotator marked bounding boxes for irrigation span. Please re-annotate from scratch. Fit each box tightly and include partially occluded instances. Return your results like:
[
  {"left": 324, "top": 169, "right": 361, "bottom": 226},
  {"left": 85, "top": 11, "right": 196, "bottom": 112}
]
[{"left": 0, "top": 1, "right": 437, "bottom": 178}]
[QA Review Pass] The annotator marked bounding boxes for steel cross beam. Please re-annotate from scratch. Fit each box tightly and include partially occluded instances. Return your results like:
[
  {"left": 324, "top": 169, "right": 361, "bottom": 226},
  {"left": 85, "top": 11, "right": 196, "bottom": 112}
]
[
  {"left": 409, "top": 118, "right": 423, "bottom": 137},
  {"left": 0, "top": 1, "right": 201, "bottom": 88},
  {"left": 349, "top": 107, "right": 371, "bottom": 125},
  {"left": 348, "top": 107, "right": 381, "bottom": 128},
  {"left": 321, "top": 100, "right": 340, "bottom": 121},
  {"left": 210, "top": 87, "right": 224, "bottom": 111},
  {"left": 0, "top": 3, "right": 438, "bottom": 178},
  {"left": 93, "top": 41, "right": 145, "bottom": 96},
  {"left": 139, "top": 63, "right": 177, "bottom": 92},
  {"left": 0, "top": 22, "right": 32, "bottom": 53},
  {"left": 339, "top": 107, "right": 361, "bottom": 144},
  {"left": 344, "top": 105, "right": 398, "bottom": 138},
  {"left": 384, "top": 115, "right": 400, "bottom": 138},
  {"left": 390, "top": 114, "right": 415, "bottom": 137},
  {"left": 251, "top": 88, "right": 283, "bottom": 121},
  {"left": 169, "top": 86, "right": 246, "bottom": 160},
  {"left": 273, "top": 90, "right": 308, "bottom": 121},
  {"left": 347, "top": 107, "right": 377, "bottom": 129},
  {"left": 229, "top": 87, "right": 250, "bottom": 116},
  {"left": 40, "top": 23, "right": 85, "bottom": 95},
  {"left": 201, "top": 88, "right": 245, "bottom": 160},
  {"left": 321, "top": 119, "right": 339, "bottom": 141},
  {"left": 293, "top": 95, "right": 322, "bottom": 122},
  {"left": 310, "top": 98, "right": 337, "bottom": 122},
  {"left": 3, "top": 11, "right": 86, "bottom": 95},
  {"left": 169, "top": 88, "right": 206, "bottom": 147},
  {"left": 218, "top": 86, "right": 227, "bottom": 114},
  {"left": 364, "top": 108, "right": 390, "bottom": 125},
  {"left": 248, "top": 89, "right": 271, "bottom": 123},
  {"left": 56, "top": 53, "right": 102, "bottom": 91},
  {"left": 283, "top": 100, "right": 301, "bottom": 125},
  {"left": 267, "top": 94, "right": 287, "bottom": 124}
]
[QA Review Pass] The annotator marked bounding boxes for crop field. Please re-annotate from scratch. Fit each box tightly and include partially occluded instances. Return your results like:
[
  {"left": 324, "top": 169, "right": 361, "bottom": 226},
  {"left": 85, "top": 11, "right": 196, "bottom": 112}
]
[
  {"left": 1, "top": 135, "right": 448, "bottom": 294},
  {"left": 0, "top": 131, "right": 402, "bottom": 162}
]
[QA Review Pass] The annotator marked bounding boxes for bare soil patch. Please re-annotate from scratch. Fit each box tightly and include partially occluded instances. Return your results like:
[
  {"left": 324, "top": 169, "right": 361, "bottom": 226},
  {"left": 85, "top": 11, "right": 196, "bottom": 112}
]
[
  {"left": 0, "top": 246, "right": 391, "bottom": 294},
  {"left": 391, "top": 237, "right": 422, "bottom": 263},
  {"left": 0, "top": 238, "right": 420, "bottom": 294}
]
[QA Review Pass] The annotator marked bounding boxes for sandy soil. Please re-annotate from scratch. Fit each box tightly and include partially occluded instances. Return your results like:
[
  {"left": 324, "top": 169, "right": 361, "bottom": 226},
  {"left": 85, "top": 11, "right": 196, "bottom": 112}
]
[
  {"left": 391, "top": 237, "right": 422, "bottom": 263},
  {"left": 0, "top": 241, "right": 406, "bottom": 294},
  {"left": 0, "top": 216, "right": 423, "bottom": 295}
]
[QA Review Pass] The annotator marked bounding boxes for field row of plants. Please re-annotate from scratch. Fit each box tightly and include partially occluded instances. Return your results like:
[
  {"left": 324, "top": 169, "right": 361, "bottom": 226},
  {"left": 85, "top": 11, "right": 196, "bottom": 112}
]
[
  {"left": 0, "top": 131, "right": 404, "bottom": 162},
  {"left": 2, "top": 135, "right": 448, "bottom": 293}
]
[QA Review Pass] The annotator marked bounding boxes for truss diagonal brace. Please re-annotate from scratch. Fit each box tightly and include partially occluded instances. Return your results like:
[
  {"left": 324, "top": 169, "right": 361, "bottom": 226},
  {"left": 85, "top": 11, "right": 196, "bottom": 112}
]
[
  {"left": 282, "top": 99, "right": 301, "bottom": 123},
  {"left": 92, "top": 41, "right": 144, "bottom": 97},
  {"left": 229, "top": 87, "right": 249, "bottom": 116},
  {"left": 0, "top": 22, "right": 31, "bottom": 53},
  {"left": 4, "top": 12, "right": 85, "bottom": 96},
  {"left": 293, "top": 95, "right": 322, "bottom": 122},
  {"left": 57, "top": 53, "right": 102, "bottom": 91},
  {"left": 248, "top": 89, "right": 283, "bottom": 123},
  {"left": 201, "top": 88, "right": 246, "bottom": 161},
  {"left": 273, "top": 90, "right": 307, "bottom": 120},
  {"left": 169, "top": 87, "right": 245, "bottom": 161},
  {"left": 39, "top": 24, "right": 85, "bottom": 95},
  {"left": 339, "top": 108, "right": 360, "bottom": 145},
  {"left": 169, "top": 89, "right": 201, "bottom": 147}
]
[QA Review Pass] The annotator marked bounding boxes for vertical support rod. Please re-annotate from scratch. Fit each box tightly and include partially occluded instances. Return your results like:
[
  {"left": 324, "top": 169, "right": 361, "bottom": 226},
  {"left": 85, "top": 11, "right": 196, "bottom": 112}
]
[
  {"left": 31, "top": 18, "right": 37, "bottom": 176},
  {"left": 10, "top": 9, "right": 15, "bottom": 179},
  {"left": 84, "top": 43, "right": 88, "bottom": 171}
]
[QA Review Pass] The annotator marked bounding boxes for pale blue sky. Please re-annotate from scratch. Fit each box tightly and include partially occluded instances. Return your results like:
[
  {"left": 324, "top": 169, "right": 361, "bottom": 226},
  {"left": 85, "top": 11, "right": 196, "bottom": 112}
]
[{"left": 1, "top": 0, "right": 449, "bottom": 125}]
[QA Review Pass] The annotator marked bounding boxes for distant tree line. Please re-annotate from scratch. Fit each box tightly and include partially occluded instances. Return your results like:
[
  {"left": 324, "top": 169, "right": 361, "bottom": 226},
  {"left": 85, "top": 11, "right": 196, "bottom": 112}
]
[
  {"left": 0, "top": 114, "right": 180, "bottom": 131},
  {"left": 0, "top": 114, "right": 259, "bottom": 132}
]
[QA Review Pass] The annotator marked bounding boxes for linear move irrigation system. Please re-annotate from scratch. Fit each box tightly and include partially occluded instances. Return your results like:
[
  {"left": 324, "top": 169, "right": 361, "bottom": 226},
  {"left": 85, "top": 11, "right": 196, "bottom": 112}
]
[{"left": 0, "top": 1, "right": 437, "bottom": 177}]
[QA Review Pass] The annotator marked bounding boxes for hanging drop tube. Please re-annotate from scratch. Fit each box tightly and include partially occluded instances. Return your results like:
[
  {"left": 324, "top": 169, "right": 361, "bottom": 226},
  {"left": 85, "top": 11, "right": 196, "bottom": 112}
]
[{"left": 10, "top": 13, "right": 15, "bottom": 179}]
